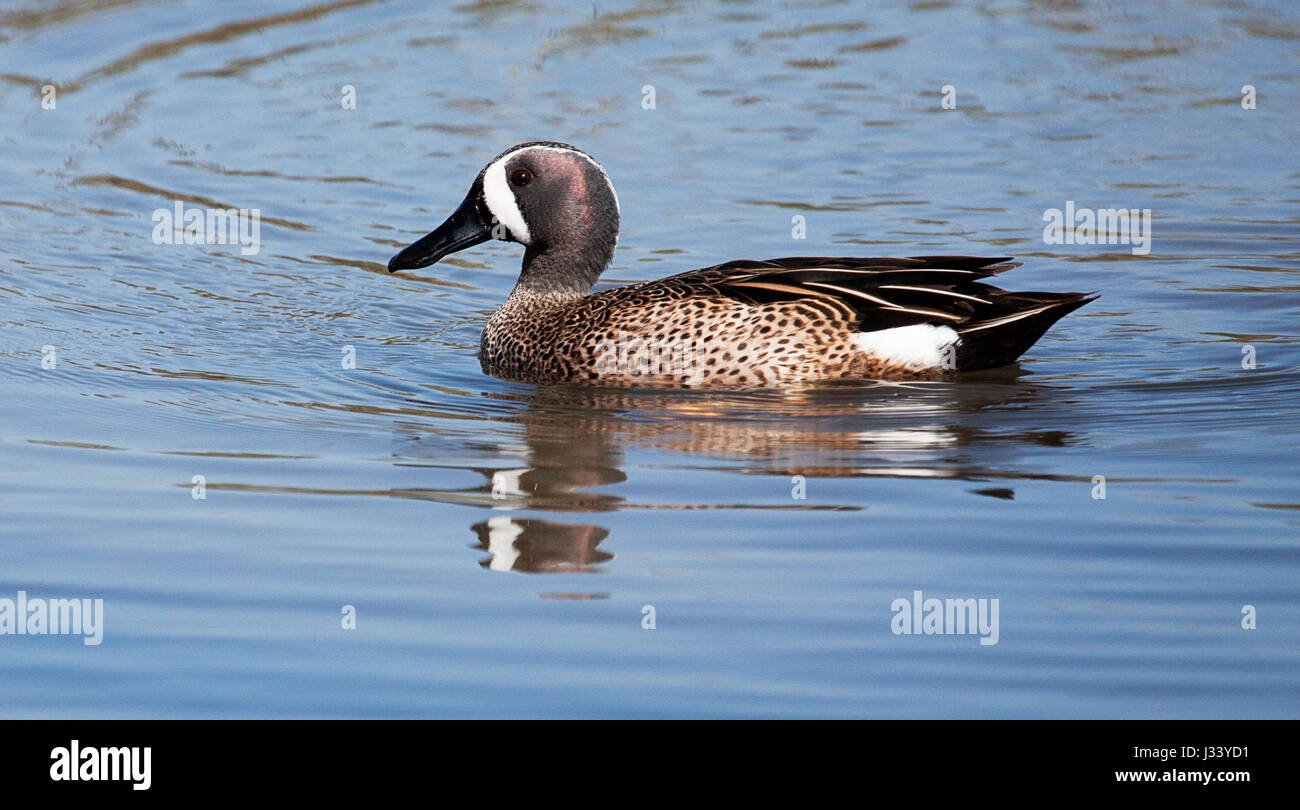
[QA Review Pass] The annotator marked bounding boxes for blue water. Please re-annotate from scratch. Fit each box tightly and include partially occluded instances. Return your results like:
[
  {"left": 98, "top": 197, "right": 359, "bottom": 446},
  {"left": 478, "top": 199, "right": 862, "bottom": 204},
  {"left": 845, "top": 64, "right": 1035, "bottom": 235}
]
[{"left": 1, "top": 0, "right": 1297, "bottom": 717}]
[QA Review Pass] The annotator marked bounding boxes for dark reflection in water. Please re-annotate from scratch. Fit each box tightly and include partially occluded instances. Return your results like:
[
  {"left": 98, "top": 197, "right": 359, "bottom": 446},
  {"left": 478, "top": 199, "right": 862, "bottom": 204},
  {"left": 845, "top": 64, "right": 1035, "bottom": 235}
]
[
  {"left": 471, "top": 517, "right": 612, "bottom": 573},
  {"left": 394, "top": 371, "right": 1105, "bottom": 573}
]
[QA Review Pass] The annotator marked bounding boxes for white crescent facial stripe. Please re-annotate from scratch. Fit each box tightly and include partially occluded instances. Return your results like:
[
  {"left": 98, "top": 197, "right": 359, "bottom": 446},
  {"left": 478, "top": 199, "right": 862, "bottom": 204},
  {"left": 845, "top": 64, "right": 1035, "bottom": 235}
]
[{"left": 482, "top": 157, "right": 531, "bottom": 245}]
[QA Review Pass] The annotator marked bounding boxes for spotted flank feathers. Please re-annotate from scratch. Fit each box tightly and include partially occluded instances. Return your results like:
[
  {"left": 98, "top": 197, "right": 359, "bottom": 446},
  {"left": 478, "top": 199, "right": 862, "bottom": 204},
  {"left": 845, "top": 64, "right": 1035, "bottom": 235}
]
[{"left": 389, "top": 142, "right": 1096, "bottom": 387}]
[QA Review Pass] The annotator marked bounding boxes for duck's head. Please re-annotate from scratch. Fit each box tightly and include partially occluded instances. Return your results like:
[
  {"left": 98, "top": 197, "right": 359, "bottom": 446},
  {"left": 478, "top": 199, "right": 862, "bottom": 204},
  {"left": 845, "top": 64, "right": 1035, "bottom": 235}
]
[{"left": 388, "top": 142, "right": 620, "bottom": 294}]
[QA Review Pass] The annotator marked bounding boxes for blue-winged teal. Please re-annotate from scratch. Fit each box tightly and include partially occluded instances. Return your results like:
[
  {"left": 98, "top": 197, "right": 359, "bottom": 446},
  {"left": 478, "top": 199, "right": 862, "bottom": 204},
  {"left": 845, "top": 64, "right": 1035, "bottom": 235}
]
[{"left": 388, "top": 142, "right": 1096, "bottom": 387}]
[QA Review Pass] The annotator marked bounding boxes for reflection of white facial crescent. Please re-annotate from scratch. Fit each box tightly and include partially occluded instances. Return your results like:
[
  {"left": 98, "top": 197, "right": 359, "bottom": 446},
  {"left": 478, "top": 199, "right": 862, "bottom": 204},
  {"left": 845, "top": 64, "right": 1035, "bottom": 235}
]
[{"left": 490, "top": 468, "right": 527, "bottom": 498}]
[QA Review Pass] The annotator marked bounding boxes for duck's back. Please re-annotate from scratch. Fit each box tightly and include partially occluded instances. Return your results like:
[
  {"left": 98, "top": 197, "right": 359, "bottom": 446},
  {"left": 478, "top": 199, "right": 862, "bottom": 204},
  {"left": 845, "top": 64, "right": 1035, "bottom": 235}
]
[{"left": 480, "top": 255, "right": 1094, "bottom": 387}]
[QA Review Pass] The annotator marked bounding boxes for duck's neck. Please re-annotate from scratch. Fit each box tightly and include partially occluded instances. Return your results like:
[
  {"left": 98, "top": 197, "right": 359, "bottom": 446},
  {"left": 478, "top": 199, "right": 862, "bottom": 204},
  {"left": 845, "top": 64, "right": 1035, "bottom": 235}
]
[{"left": 508, "top": 232, "right": 614, "bottom": 303}]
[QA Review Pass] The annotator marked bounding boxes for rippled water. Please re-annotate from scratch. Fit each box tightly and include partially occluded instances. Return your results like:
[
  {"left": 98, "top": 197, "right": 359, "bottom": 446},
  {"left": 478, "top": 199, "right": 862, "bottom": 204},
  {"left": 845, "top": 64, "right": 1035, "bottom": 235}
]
[{"left": 1, "top": 0, "right": 1297, "bottom": 717}]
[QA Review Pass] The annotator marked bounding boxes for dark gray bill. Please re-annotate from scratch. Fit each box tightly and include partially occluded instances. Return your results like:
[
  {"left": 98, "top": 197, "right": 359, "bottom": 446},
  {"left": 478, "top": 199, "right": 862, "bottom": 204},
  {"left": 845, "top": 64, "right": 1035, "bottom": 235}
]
[{"left": 388, "top": 191, "right": 492, "bottom": 272}]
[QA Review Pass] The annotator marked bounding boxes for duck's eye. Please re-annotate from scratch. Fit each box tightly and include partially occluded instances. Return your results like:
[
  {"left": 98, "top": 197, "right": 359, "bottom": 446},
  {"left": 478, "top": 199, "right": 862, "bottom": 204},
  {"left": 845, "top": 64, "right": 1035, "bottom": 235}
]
[{"left": 509, "top": 168, "right": 533, "bottom": 187}]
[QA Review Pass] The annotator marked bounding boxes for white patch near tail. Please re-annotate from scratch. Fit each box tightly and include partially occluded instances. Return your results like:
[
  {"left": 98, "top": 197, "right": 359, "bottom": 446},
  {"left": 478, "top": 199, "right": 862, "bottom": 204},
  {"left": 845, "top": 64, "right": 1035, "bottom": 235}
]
[
  {"left": 484, "top": 516, "right": 523, "bottom": 571},
  {"left": 851, "top": 323, "right": 961, "bottom": 370}
]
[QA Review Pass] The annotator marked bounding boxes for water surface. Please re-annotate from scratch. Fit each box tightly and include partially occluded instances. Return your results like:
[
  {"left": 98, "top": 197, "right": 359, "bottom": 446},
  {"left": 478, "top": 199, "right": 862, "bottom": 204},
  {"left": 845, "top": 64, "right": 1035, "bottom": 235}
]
[{"left": 1, "top": 0, "right": 1298, "bottom": 717}]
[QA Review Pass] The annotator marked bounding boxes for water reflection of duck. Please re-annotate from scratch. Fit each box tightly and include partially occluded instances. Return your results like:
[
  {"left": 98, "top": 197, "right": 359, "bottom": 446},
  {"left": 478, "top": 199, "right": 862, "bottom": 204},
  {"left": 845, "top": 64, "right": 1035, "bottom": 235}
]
[
  {"left": 471, "top": 516, "right": 612, "bottom": 573},
  {"left": 394, "top": 379, "right": 1087, "bottom": 574},
  {"left": 476, "top": 380, "right": 1083, "bottom": 480},
  {"left": 388, "top": 142, "right": 1096, "bottom": 387}
]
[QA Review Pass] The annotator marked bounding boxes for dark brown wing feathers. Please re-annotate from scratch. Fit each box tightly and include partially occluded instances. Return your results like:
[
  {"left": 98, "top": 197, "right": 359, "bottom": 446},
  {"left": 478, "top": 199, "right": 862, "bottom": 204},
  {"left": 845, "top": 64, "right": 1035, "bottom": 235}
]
[{"left": 638, "top": 255, "right": 1095, "bottom": 370}]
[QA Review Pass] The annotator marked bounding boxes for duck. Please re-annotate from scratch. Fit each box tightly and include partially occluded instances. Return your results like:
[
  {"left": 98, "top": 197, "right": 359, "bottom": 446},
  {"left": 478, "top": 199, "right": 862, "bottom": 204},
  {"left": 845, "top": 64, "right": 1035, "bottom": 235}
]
[{"left": 388, "top": 141, "right": 1096, "bottom": 387}]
